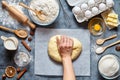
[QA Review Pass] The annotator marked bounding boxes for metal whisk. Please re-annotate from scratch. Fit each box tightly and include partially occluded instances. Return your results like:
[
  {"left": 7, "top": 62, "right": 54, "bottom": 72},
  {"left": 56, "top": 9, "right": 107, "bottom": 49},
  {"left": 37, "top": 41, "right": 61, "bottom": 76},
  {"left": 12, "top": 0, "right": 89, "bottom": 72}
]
[{"left": 59, "top": 0, "right": 71, "bottom": 28}]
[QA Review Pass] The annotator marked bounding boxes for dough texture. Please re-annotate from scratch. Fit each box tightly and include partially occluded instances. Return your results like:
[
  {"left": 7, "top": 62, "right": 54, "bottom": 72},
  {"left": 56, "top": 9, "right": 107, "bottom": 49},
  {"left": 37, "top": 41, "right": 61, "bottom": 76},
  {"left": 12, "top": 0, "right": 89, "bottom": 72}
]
[{"left": 48, "top": 35, "right": 82, "bottom": 62}]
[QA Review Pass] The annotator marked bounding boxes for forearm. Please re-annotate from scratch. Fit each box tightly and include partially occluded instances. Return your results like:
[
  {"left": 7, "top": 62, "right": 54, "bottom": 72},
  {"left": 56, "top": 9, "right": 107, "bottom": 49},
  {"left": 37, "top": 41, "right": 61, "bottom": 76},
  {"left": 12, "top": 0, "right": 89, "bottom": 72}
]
[{"left": 62, "top": 56, "right": 76, "bottom": 80}]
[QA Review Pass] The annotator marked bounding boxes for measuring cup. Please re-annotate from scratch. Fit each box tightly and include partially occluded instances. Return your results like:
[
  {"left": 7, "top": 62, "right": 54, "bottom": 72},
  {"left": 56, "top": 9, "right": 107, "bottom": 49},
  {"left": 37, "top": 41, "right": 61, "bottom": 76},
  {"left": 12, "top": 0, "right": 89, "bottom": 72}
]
[{"left": 1, "top": 36, "right": 19, "bottom": 50}]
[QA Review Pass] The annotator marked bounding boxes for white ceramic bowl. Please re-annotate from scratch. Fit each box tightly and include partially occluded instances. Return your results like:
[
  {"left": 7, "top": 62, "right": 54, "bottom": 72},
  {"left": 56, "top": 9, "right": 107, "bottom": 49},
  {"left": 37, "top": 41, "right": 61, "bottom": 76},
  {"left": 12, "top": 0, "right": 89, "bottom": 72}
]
[{"left": 28, "top": 0, "right": 60, "bottom": 26}]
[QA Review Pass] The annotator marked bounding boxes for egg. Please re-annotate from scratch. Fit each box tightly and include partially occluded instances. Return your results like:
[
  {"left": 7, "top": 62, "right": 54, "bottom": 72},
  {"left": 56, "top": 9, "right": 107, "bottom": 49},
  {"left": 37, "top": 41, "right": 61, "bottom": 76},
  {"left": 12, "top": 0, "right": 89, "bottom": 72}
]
[
  {"left": 94, "top": 0, "right": 102, "bottom": 3},
  {"left": 106, "top": 0, "right": 114, "bottom": 7},
  {"left": 85, "top": 10, "right": 92, "bottom": 18},
  {"left": 72, "top": 6, "right": 82, "bottom": 15},
  {"left": 81, "top": 3, "right": 88, "bottom": 11},
  {"left": 92, "top": 7, "right": 99, "bottom": 15},
  {"left": 88, "top": 0, "right": 95, "bottom": 7},
  {"left": 99, "top": 3, "right": 106, "bottom": 11}
]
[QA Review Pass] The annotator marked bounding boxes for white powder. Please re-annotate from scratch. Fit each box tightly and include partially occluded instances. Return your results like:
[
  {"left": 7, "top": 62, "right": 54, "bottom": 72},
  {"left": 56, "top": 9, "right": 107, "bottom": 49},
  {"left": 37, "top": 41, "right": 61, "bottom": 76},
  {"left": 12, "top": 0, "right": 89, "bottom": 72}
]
[
  {"left": 4, "top": 40, "right": 16, "bottom": 50},
  {"left": 30, "top": 0, "right": 59, "bottom": 24},
  {"left": 98, "top": 55, "right": 119, "bottom": 77}
]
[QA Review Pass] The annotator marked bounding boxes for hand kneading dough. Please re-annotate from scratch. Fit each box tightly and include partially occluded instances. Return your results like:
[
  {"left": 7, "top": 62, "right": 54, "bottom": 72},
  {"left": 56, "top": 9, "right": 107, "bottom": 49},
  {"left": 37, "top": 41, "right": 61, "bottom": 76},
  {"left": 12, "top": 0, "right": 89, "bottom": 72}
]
[{"left": 48, "top": 35, "right": 82, "bottom": 62}]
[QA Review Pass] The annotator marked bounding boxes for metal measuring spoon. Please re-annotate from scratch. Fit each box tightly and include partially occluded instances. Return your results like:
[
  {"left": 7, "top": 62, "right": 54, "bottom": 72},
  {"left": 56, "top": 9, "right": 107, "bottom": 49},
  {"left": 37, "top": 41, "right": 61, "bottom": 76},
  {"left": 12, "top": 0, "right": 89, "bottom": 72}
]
[
  {"left": 19, "top": 2, "right": 46, "bottom": 21},
  {"left": 96, "top": 40, "right": 120, "bottom": 54},
  {"left": 96, "top": 34, "right": 117, "bottom": 45},
  {"left": 0, "top": 26, "right": 28, "bottom": 39}
]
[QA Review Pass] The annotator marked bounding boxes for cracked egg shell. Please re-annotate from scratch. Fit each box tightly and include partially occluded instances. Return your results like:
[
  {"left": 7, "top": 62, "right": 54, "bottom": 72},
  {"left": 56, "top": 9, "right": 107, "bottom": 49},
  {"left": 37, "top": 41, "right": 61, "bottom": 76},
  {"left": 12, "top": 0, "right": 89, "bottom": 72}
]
[
  {"left": 92, "top": 7, "right": 99, "bottom": 15},
  {"left": 88, "top": 0, "right": 95, "bottom": 7},
  {"left": 85, "top": 10, "right": 92, "bottom": 18},
  {"left": 81, "top": 3, "right": 88, "bottom": 11},
  {"left": 99, "top": 3, "right": 106, "bottom": 11},
  {"left": 72, "top": 6, "right": 82, "bottom": 15}
]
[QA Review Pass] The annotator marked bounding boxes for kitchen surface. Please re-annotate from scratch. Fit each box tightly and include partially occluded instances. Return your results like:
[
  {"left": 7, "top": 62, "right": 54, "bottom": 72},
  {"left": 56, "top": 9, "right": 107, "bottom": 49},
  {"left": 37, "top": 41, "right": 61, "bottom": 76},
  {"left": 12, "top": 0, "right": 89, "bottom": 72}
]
[{"left": 0, "top": 0, "right": 120, "bottom": 80}]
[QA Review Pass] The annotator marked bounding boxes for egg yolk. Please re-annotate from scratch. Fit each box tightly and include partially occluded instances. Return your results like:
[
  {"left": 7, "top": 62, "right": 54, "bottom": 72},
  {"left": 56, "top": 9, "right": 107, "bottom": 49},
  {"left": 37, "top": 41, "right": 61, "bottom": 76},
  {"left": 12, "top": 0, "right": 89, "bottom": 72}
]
[{"left": 94, "top": 24, "right": 101, "bottom": 31}]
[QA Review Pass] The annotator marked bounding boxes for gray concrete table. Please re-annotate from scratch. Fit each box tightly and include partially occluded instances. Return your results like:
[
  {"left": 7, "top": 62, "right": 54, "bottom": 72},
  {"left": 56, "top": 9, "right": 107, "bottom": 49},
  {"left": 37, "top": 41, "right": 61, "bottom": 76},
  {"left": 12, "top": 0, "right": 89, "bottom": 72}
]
[{"left": 0, "top": 0, "right": 120, "bottom": 80}]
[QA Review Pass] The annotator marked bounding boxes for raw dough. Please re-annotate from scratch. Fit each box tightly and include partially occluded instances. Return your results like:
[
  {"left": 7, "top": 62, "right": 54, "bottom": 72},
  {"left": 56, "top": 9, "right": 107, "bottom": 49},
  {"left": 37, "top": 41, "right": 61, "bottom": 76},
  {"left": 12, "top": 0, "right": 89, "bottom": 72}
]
[{"left": 48, "top": 35, "right": 82, "bottom": 62}]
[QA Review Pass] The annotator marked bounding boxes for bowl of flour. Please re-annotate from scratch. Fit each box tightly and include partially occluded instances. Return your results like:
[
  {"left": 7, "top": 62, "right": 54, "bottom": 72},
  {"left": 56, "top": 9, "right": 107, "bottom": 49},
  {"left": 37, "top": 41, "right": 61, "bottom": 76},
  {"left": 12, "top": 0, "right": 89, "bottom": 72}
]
[
  {"left": 28, "top": 0, "right": 60, "bottom": 26},
  {"left": 98, "top": 54, "right": 120, "bottom": 79}
]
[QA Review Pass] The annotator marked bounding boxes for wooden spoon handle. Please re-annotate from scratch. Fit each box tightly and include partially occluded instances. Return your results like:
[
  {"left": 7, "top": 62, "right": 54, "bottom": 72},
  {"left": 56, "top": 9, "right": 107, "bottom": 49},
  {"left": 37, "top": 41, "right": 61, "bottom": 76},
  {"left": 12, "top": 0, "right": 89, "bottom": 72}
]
[
  {"left": 0, "top": 26, "right": 14, "bottom": 32},
  {"left": 105, "top": 40, "right": 120, "bottom": 49},
  {"left": 104, "top": 34, "right": 117, "bottom": 41},
  {"left": 19, "top": 2, "right": 35, "bottom": 12}
]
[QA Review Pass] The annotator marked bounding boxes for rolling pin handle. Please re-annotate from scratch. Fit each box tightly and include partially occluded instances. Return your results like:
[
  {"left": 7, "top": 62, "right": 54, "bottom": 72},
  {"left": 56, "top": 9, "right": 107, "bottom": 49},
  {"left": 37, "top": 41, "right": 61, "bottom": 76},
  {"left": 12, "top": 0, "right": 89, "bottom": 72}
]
[
  {"left": 1, "top": 1, "right": 9, "bottom": 8},
  {"left": 27, "top": 21, "right": 36, "bottom": 30}
]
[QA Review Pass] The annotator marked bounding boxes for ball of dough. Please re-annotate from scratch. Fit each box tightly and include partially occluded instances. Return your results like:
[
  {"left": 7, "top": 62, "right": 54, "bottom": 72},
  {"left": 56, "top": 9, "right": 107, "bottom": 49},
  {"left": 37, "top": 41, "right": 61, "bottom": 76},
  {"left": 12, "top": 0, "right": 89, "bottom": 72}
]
[
  {"left": 99, "top": 3, "right": 106, "bottom": 11},
  {"left": 85, "top": 10, "right": 92, "bottom": 18},
  {"left": 92, "top": 7, "right": 99, "bottom": 15},
  {"left": 81, "top": 3, "right": 88, "bottom": 11},
  {"left": 48, "top": 35, "right": 82, "bottom": 62},
  {"left": 72, "top": 6, "right": 82, "bottom": 15}
]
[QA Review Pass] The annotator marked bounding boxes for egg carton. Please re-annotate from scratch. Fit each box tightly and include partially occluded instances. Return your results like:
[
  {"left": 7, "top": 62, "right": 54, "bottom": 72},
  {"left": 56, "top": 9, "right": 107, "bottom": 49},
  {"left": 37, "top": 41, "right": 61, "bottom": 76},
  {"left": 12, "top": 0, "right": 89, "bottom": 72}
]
[{"left": 69, "top": 0, "right": 114, "bottom": 23}]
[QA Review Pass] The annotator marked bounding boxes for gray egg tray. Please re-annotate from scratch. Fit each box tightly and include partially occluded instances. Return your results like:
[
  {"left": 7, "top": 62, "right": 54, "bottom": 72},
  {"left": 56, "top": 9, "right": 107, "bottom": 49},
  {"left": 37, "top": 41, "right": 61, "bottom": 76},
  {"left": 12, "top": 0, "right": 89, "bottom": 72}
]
[{"left": 70, "top": 0, "right": 114, "bottom": 23}]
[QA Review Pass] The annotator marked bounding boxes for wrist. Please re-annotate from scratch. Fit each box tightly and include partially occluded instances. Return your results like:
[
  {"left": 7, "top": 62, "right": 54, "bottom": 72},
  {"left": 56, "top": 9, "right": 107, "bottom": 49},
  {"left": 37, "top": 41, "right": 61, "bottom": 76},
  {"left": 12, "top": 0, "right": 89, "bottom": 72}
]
[{"left": 62, "top": 55, "right": 71, "bottom": 62}]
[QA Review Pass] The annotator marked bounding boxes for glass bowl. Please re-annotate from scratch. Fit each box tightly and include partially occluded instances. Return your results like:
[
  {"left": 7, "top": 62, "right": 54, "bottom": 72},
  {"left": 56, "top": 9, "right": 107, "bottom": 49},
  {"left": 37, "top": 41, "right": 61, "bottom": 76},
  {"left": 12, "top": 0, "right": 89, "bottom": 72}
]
[
  {"left": 98, "top": 54, "right": 120, "bottom": 79},
  {"left": 88, "top": 17, "right": 106, "bottom": 36},
  {"left": 28, "top": 0, "right": 60, "bottom": 26},
  {"left": 14, "top": 51, "right": 32, "bottom": 67}
]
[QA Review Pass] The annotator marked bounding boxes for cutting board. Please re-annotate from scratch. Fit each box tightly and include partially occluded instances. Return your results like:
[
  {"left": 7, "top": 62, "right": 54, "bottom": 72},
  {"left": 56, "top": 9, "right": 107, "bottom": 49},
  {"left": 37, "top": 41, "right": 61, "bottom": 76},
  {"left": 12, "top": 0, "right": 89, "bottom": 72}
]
[{"left": 35, "top": 28, "right": 90, "bottom": 76}]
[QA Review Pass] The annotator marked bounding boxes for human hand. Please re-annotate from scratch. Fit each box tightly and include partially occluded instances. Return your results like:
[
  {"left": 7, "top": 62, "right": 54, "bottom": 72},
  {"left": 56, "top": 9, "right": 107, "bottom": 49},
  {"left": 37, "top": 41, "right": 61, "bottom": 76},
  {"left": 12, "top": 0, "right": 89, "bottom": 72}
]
[{"left": 56, "top": 35, "right": 73, "bottom": 59}]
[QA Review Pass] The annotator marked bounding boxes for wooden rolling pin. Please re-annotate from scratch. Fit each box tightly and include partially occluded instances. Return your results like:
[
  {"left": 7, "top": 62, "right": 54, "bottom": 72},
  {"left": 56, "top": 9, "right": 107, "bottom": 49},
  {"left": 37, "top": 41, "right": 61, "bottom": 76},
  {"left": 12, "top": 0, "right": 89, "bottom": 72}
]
[{"left": 1, "top": 1, "right": 36, "bottom": 30}]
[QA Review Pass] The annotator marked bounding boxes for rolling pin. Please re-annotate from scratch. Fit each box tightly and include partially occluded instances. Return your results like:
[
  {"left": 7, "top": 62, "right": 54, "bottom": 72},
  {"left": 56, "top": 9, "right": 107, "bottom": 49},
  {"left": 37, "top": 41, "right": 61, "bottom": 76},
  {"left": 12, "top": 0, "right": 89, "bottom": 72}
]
[{"left": 1, "top": 1, "right": 36, "bottom": 30}]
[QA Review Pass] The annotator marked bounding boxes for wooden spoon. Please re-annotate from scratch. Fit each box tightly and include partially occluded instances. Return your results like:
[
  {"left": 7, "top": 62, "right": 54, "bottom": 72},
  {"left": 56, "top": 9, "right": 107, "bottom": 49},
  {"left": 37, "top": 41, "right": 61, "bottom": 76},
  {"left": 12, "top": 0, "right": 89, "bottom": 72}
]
[
  {"left": 96, "top": 40, "right": 120, "bottom": 54},
  {"left": 19, "top": 2, "right": 46, "bottom": 21},
  {"left": 0, "top": 26, "right": 28, "bottom": 39},
  {"left": 96, "top": 34, "right": 117, "bottom": 45}
]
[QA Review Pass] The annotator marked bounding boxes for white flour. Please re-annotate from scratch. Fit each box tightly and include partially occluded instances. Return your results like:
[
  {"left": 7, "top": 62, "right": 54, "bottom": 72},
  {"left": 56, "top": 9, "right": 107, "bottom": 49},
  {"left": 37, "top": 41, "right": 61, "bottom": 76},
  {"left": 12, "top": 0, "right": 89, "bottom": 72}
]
[
  {"left": 30, "top": 0, "right": 59, "bottom": 24},
  {"left": 98, "top": 55, "right": 119, "bottom": 77}
]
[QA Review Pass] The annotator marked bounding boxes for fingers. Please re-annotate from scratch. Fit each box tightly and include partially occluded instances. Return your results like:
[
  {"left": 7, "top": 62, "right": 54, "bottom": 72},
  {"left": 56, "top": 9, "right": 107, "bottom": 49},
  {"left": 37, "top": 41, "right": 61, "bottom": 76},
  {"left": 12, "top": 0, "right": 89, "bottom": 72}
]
[
  {"left": 69, "top": 38, "right": 73, "bottom": 47},
  {"left": 56, "top": 36, "right": 60, "bottom": 46},
  {"left": 56, "top": 35, "right": 73, "bottom": 48}
]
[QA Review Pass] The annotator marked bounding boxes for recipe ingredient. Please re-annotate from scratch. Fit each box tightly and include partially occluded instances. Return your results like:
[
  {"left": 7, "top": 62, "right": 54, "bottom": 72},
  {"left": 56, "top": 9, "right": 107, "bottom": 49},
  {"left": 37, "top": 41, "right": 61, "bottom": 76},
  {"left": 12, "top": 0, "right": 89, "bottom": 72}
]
[
  {"left": 98, "top": 55, "right": 119, "bottom": 77},
  {"left": 99, "top": 3, "right": 106, "bottom": 11},
  {"left": 30, "top": 0, "right": 59, "bottom": 24},
  {"left": 2, "top": 74, "right": 6, "bottom": 80},
  {"left": 21, "top": 40, "right": 31, "bottom": 51},
  {"left": 5, "top": 66, "right": 16, "bottom": 78},
  {"left": 93, "top": 24, "right": 101, "bottom": 32},
  {"left": 14, "top": 51, "right": 31, "bottom": 67},
  {"left": 115, "top": 46, "right": 120, "bottom": 51},
  {"left": 48, "top": 35, "right": 82, "bottom": 62},
  {"left": 106, "top": 13, "right": 118, "bottom": 27},
  {"left": 4, "top": 40, "right": 16, "bottom": 50},
  {"left": 17, "top": 68, "right": 27, "bottom": 80},
  {"left": 17, "top": 67, "right": 21, "bottom": 73},
  {"left": 28, "top": 37, "right": 32, "bottom": 42}
]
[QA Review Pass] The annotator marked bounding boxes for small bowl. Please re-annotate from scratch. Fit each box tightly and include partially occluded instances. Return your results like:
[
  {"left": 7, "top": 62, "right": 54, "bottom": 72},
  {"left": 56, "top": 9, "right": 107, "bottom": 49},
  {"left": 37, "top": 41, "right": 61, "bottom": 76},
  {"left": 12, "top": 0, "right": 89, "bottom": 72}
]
[
  {"left": 14, "top": 51, "right": 32, "bottom": 67},
  {"left": 98, "top": 54, "right": 120, "bottom": 79},
  {"left": 28, "top": 0, "right": 60, "bottom": 26},
  {"left": 88, "top": 17, "right": 106, "bottom": 36}
]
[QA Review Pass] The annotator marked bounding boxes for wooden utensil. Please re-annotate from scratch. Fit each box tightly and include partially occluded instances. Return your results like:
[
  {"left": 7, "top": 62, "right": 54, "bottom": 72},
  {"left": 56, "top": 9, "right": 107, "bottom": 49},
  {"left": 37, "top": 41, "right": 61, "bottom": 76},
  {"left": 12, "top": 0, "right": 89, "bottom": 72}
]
[
  {"left": 96, "top": 40, "right": 120, "bottom": 54},
  {"left": 19, "top": 2, "right": 46, "bottom": 21},
  {"left": 96, "top": 34, "right": 117, "bottom": 45},
  {"left": 1, "top": 1, "right": 36, "bottom": 30},
  {"left": 0, "top": 26, "right": 28, "bottom": 39}
]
